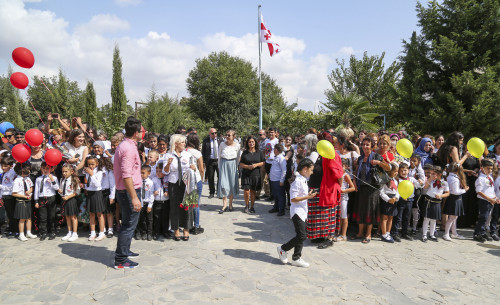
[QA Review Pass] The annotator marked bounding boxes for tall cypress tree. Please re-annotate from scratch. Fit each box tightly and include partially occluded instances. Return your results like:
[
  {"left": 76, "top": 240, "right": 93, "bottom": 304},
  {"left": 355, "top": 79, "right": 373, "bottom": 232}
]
[
  {"left": 85, "top": 81, "right": 97, "bottom": 127},
  {"left": 110, "top": 45, "right": 128, "bottom": 132},
  {"left": 4, "top": 67, "right": 24, "bottom": 130}
]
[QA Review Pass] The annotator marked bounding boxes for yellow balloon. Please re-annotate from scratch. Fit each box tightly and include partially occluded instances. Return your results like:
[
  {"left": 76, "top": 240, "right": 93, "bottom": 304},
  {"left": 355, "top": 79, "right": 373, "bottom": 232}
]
[
  {"left": 317, "top": 140, "right": 335, "bottom": 159},
  {"left": 398, "top": 180, "right": 414, "bottom": 200},
  {"left": 467, "top": 137, "right": 485, "bottom": 159},
  {"left": 396, "top": 138, "right": 413, "bottom": 159}
]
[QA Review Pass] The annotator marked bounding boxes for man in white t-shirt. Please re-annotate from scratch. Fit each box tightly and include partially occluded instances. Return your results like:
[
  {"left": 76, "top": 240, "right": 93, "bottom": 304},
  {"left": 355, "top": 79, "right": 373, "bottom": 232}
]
[{"left": 263, "top": 128, "right": 279, "bottom": 201}]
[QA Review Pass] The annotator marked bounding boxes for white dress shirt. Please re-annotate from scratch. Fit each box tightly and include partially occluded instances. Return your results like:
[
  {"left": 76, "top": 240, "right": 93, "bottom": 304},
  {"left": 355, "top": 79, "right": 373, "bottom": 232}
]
[
  {"left": 495, "top": 176, "right": 500, "bottom": 199},
  {"left": 475, "top": 172, "right": 496, "bottom": 200},
  {"left": 12, "top": 176, "right": 33, "bottom": 195},
  {"left": 152, "top": 176, "right": 169, "bottom": 201},
  {"left": 0, "top": 168, "right": 16, "bottom": 197},
  {"left": 34, "top": 175, "right": 59, "bottom": 200},
  {"left": 289, "top": 173, "right": 309, "bottom": 221},
  {"left": 269, "top": 154, "right": 287, "bottom": 183},
  {"left": 141, "top": 178, "right": 155, "bottom": 208},
  {"left": 101, "top": 169, "right": 116, "bottom": 200},
  {"left": 59, "top": 176, "right": 80, "bottom": 197},
  {"left": 447, "top": 173, "right": 466, "bottom": 195},
  {"left": 163, "top": 151, "right": 192, "bottom": 184},
  {"left": 425, "top": 179, "right": 449, "bottom": 199},
  {"left": 84, "top": 168, "right": 103, "bottom": 191},
  {"left": 380, "top": 178, "right": 400, "bottom": 202}
]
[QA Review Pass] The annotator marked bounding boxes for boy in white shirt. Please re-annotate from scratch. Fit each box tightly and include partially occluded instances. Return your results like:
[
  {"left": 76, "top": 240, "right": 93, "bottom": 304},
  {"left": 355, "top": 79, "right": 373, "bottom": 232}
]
[
  {"left": 268, "top": 145, "right": 287, "bottom": 216},
  {"left": 474, "top": 159, "right": 499, "bottom": 242},
  {"left": 34, "top": 162, "right": 60, "bottom": 240},
  {"left": 152, "top": 164, "right": 169, "bottom": 240},
  {"left": 0, "top": 156, "right": 18, "bottom": 237},
  {"left": 277, "top": 159, "right": 316, "bottom": 268},
  {"left": 136, "top": 165, "right": 155, "bottom": 241}
]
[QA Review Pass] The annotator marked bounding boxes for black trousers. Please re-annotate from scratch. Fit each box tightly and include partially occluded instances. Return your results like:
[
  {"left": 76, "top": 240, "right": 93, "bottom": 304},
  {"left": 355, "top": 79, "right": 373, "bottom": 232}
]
[
  {"left": 206, "top": 159, "right": 219, "bottom": 195},
  {"left": 169, "top": 182, "right": 189, "bottom": 230},
  {"left": 281, "top": 214, "right": 306, "bottom": 261},
  {"left": 137, "top": 204, "right": 153, "bottom": 234},
  {"left": 392, "top": 198, "right": 413, "bottom": 236},
  {"left": 38, "top": 196, "right": 57, "bottom": 235},
  {"left": 153, "top": 200, "right": 166, "bottom": 234},
  {"left": 3, "top": 195, "right": 18, "bottom": 233},
  {"left": 265, "top": 163, "right": 273, "bottom": 197},
  {"left": 161, "top": 200, "right": 171, "bottom": 234},
  {"left": 490, "top": 203, "right": 500, "bottom": 234},
  {"left": 474, "top": 198, "right": 492, "bottom": 236}
]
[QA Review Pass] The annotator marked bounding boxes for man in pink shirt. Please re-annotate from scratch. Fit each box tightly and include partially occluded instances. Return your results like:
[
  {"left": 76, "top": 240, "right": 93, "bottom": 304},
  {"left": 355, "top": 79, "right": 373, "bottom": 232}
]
[{"left": 114, "top": 117, "right": 143, "bottom": 269}]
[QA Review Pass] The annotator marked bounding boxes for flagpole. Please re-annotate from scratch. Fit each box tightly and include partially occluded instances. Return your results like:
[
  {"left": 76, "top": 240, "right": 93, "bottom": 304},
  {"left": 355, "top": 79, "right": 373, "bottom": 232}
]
[{"left": 258, "top": 4, "right": 263, "bottom": 131}]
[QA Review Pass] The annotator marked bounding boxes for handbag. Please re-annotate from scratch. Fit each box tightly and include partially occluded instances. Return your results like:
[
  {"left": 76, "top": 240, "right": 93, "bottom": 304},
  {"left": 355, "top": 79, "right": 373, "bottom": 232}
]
[{"left": 371, "top": 165, "right": 390, "bottom": 186}]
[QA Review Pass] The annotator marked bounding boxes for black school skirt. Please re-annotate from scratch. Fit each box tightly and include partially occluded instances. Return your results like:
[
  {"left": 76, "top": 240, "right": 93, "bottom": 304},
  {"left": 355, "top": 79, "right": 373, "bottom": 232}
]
[
  {"left": 443, "top": 194, "right": 464, "bottom": 216},
  {"left": 14, "top": 199, "right": 32, "bottom": 219},
  {"left": 87, "top": 190, "right": 105, "bottom": 213},
  {"left": 63, "top": 197, "right": 79, "bottom": 216}
]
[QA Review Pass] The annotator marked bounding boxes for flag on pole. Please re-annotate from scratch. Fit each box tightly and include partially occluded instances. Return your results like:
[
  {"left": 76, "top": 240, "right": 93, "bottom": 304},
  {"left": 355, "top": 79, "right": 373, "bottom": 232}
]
[{"left": 259, "top": 13, "right": 281, "bottom": 56}]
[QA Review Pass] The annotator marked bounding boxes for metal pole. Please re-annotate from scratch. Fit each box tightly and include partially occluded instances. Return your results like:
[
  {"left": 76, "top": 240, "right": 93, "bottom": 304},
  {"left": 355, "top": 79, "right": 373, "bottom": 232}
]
[{"left": 258, "top": 5, "right": 263, "bottom": 130}]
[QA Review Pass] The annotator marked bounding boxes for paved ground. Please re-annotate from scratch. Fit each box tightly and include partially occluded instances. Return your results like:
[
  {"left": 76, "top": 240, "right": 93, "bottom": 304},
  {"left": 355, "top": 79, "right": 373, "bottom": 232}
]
[{"left": 1, "top": 183, "right": 500, "bottom": 304}]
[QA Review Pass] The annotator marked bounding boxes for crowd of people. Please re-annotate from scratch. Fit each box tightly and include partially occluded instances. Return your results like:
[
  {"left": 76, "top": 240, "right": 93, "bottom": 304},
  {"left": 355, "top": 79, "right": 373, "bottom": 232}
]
[{"left": 1, "top": 113, "right": 499, "bottom": 268}]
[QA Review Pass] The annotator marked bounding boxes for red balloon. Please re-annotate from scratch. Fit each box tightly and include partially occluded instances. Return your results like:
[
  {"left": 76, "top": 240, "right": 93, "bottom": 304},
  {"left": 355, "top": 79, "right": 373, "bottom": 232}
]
[
  {"left": 10, "top": 72, "right": 29, "bottom": 89},
  {"left": 141, "top": 126, "right": 146, "bottom": 140},
  {"left": 45, "top": 149, "right": 62, "bottom": 167},
  {"left": 25, "top": 129, "right": 43, "bottom": 147},
  {"left": 12, "top": 144, "right": 31, "bottom": 163},
  {"left": 12, "top": 47, "right": 35, "bottom": 69}
]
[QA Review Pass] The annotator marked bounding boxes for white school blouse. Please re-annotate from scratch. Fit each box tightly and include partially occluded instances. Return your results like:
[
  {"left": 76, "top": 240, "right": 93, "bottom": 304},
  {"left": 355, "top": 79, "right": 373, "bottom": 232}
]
[
  {"left": 475, "top": 172, "right": 496, "bottom": 200},
  {"left": 380, "top": 178, "right": 400, "bottom": 202},
  {"left": 163, "top": 151, "right": 192, "bottom": 184},
  {"left": 152, "top": 176, "right": 169, "bottom": 201},
  {"left": 0, "top": 169, "right": 16, "bottom": 196},
  {"left": 495, "top": 176, "right": 500, "bottom": 199},
  {"left": 289, "top": 173, "right": 309, "bottom": 222},
  {"left": 447, "top": 173, "right": 466, "bottom": 196},
  {"left": 12, "top": 176, "right": 33, "bottom": 195},
  {"left": 59, "top": 177, "right": 80, "bottom": 197},
  {"left": 141, "top": 178, "right": 155, "bottom": 208},
  {"left": 84, "top": 168, "right": 103, "bottom": 191},
  {"left": 426, "top": 179, "right": 449, "bottom": 199}
]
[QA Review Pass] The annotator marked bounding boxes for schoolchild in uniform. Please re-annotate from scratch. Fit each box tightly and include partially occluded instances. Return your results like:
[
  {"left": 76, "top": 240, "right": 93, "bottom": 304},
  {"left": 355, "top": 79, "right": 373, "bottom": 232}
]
[
  {"left": 34, "top": 162, "right": 60, "bottom": 240},
  {"left": 422, "top": 166, "right": 450, "bottom": 242},
  {"left": 338, "top": 158, "right": 355, "bottom": 241},
  {"left": 473, "top": 159, "right": 499, "bottom": 242},
  {"left": 442, "top": 163, "right": 468, "bottom": 241},
  {"left": 379, "top": 163, "right": 400, "bottom": 243},
  {"left": 84, "top": 155, "right": 106, "bottom": 241},
  {"left": 277, "top": 158, "right": 316, "bottom": 268},
  {"left": 12, "top": 163, "right": 37, "bottom": 241},
  {"left": 491, "top": 168, "right": 500, "bottom": 241},
  {"left": 392, "top": 162, "right": 421, "bottom": 241},
  {"left": 0, "top": 156, "right": 18, "bottom": 237},
  {"left": 136, "top": 165, "right": 154, "bottom": 241},
  {"left": 59, "top": 163, "right": 81, "bottom": 242},
  {"left": 152, "top": 164, "right": 169, "bottom": 240},
  {"left": 409, "top": 153, "right": 426, "bottom": 235}
]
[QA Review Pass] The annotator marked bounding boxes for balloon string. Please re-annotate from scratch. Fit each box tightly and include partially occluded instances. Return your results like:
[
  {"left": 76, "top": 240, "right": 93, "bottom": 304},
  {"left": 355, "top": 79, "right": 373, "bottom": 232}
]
[{"left": 26, "top": 94, "right": 45, "bottom": 126}]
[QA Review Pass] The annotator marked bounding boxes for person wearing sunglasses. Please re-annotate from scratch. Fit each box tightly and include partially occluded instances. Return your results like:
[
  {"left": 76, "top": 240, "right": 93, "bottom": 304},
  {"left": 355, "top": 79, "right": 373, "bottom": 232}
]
[
  {"left": 3, "top": 128, "right": 17, "bottom": 150},
  {"left": 202, "top": 128, "right": 222, "bottom": 199},
  {"left": 218, "top": 130, "right": 241, "bottom": 213}
]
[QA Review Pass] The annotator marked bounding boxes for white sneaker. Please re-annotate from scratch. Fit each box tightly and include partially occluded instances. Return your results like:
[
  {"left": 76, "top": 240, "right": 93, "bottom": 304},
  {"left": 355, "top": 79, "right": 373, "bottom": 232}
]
[
  {"left": 68, "top": 234, "right": 79, "bottom": 242},
  {"left": 61, "top": 232, "right": 72, "bottom": 241},
  {"left": 451, "top": 234, "right": 466, "bottom": 240},
  {"left": 26, "top": 232, "right": 37, "bottom": 239},
  {"left": 277, "top": 246, "right": 288, "bottom": 264},
  {"left": 442, "top": 234, "right": 452, "bottom": 241},
  {"left": 88, "top": 234, "right": 96, "bottom": 241},
  {"left": 18, "top": 234, "right": 28, "bottom": 241},
  {"left": 291, "top": 258, "right": 310, "bottom": 268},
  {"left": 95, "top": 234, "right": 105, "bottom": 241}
]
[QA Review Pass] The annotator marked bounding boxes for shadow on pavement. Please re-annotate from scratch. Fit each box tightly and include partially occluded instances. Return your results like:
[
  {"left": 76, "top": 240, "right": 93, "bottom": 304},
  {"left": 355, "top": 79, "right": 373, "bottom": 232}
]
[
  {"left": 223, "top": 248, "right": 282, "bottom": 265},
  {"left": 59, "top": 243, "right": 115, "bottom": 266}
]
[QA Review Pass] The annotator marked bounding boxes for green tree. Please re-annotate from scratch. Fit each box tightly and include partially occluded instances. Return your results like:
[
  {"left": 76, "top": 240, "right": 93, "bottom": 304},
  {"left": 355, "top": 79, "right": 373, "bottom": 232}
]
[
  {"left": 323, "top": 92, "right": 379, "bottom": 131},
  {"left": 398, "top": 0, "right": 500, "bottom": 141},
  {"left": 84, "top": 81, "right": 97, "bottom": 127},
  {"left": 110, "top": 44, "right": 128, "bottom": 133},
  {"left": 2, "top": 68, "right": 24, "bottom": 129}
]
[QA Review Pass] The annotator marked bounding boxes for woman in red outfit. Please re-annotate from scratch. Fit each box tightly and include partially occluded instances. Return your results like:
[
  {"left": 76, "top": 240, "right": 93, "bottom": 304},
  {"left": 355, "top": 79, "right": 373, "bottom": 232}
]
[{"left": 316, "top": 133, "right": 343, "bottom": 249}]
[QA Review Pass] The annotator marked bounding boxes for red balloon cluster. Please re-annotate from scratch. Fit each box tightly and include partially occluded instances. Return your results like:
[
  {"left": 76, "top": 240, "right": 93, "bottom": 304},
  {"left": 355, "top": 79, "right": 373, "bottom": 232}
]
[
  {"left": 25, "top": 129, "right": 43, "bottom": 146},
  {"left": 45, "top": 149, "right": 62, "bottom": 166},
  {"left": 10, "top": 47, "right": 35, "bottom": 90},
  {"left": 12, "top": 144, "right": 31, "bottom": 163}
]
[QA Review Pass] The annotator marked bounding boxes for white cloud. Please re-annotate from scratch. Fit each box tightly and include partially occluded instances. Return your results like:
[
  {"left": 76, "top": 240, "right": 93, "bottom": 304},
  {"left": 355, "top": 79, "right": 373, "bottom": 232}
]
[{"left": 0, "top": 0, "right": 339, "bottom": 114}]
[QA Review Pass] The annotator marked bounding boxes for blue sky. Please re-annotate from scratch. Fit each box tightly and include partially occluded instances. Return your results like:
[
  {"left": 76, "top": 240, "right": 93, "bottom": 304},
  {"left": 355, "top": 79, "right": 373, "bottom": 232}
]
[{"left": 0, "top": 0, "right": 420, "bottom": 111}]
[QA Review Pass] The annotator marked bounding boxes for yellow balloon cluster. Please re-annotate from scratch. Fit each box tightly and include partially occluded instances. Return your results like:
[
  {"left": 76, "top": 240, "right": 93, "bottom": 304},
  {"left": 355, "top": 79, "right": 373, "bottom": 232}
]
[
  {"left": 398, "top": 180, "right": 414, "bottom": 200},
  {"left": 396, "top": 138, "right": 413, "bottom": 159},
  {"left": 317, "top": 140, "right": 336, "bottom": 159},
  {"left": 467, "top": 137, "right": 485, "bottom": 159}
]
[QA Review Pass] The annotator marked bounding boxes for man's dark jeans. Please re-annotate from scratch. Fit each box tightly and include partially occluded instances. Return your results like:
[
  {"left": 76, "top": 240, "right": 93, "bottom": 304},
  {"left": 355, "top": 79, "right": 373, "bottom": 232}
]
[{"left": 115, "top": 189, "right": 141, "bottom": 263}]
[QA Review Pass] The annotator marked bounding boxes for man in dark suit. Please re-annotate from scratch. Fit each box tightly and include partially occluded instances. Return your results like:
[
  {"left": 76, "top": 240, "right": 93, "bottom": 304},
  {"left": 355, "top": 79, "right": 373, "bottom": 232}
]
[{"left": 202, "top": 128, "right": 222, "bottom": 198}]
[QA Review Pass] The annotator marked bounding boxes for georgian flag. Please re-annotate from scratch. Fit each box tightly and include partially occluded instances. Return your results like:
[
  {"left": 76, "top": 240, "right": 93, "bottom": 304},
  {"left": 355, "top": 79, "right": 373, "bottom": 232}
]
[{"left": 259, "top": 13, "right": 281, "bottom": 57}]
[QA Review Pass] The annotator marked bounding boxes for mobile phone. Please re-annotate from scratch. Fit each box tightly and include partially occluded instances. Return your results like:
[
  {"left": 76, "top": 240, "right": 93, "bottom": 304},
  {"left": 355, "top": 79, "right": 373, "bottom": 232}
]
[
  {"left": 52, "top": 113, "right": 59, "bottom": 119},
  {"left": 74, "top": 153, "right": 80, "bottom": 159}
]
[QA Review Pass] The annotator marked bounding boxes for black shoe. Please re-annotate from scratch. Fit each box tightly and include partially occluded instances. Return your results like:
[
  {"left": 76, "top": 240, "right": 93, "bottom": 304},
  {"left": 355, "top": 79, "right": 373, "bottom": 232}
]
[
  {"left": 473, "top": 234, "right": 486, "bottom": 242},
  {"left": 134, "top": 232, "right": 140, "bottom": 240},
  {"left": 268, "top": 208, "right": 279, "bottom": 213},
  {"left": 182, "top": 236, "right": 189, "bottom": 241},
  {"left": 147, "top": 234, "right": 152, "bottom": 241},
  {"left": 163, "top": 233, "right": 173, "bottom": 239},
  {"left": 255, "top": 195, "right": 261, "bottom": 200},
  {"left": 317, "top": 239, "right": 334, "bottom": 249},
  {"left": 266, "top": 196, "right": 274, "bottom": 202},
  {"left": 174, "top": 235, "right": 181, "bottom": 241},
  {"left": 219, "top": 207, "right": 228, "bottom": 214},
  {"left": 40, "top": 234, "right": 47, "bottom": 241},
  {"left": 483, "top": 234, "right": 493, "bottom": 241},
  {"left": 249, "top": 207, "right": 256, "bottom": 213},
  {"left": 141, "top": 233, "right": 147, "bottom": 240},
  {"left": 392, "top": 234, "right": 401, "bottom": 242},
  {"left": 48, "top": 233, "right": 56, "bottom": 240},
  {"left": 196, "top": 227, "right": 205, "bottom": 234},
  {"left": 128, "top": 251, "right": 139, "bottom": 257},
  {"left": 208, "top": 194, "right": 214, "bottom": 199},
  {"left": 492, "top": 234, "right": 500, "bottom": 241},
  {"left": 277, "top": 211, "right": 285, "bottom": 216},
  {"left": 189, "top": 227, "right": 197, "bottom": 235},
  {"left": 228, "top": 207, "right": 233, "bottom": 212},
  {"left": 153, "top": 233, "right": 159, "bottom": 240},
  {"left": 401, "top": 234, "right": 414, "bottom": 241}
]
